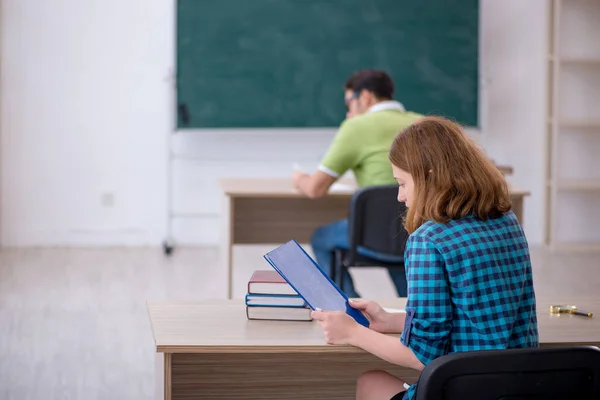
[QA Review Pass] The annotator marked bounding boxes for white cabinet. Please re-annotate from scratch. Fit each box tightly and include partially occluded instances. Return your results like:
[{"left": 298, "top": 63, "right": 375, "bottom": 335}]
[{"left": 547, "top": 0, "right": 600, "bottom": 249}]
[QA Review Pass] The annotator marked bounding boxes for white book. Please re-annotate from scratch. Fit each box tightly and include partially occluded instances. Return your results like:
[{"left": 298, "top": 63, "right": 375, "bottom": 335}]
[{"left": 246, "top": 306, "right": 312, "bottom": 321}]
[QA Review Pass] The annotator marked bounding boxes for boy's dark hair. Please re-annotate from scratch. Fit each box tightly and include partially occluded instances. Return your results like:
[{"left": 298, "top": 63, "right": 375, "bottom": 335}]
[{"left": 344, "top": 69, "right": 394, "bottom": 100}]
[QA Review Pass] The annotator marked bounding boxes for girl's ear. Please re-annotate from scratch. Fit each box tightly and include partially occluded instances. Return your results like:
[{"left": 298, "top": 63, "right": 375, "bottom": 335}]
[{"left": 425, "top": 169, "right": 433, "bottom": 181}]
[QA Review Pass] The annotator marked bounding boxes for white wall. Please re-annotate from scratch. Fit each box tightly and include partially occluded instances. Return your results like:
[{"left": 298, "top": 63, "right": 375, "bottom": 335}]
[
  {"left": 1, "top": 0, "right": 549, "bottom": 247},
  {"left": 478, "top": 0, "right": 549, "bottom": 245},
  {"left": 1, "top": 0, "right": 172, "bottom": 246}
]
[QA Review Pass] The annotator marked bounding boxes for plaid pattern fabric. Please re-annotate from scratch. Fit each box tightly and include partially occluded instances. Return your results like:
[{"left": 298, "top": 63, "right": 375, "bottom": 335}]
[{"left": 400, "top": 210, "right": 538, "bottom": 400}]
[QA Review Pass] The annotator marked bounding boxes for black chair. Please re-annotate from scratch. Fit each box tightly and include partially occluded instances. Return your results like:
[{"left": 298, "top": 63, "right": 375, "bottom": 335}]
[
  {"left": 414, "top": 345, "right": 600, "bottom": 400},
  {"left": 331, "top": 185, "right": 409, "bottom": 297}
]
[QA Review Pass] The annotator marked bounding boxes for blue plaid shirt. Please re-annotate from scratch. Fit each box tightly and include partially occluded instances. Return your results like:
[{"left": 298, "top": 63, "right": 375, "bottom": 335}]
[{"left": 400, "top": 210, "right": 538, "bottom": 400}]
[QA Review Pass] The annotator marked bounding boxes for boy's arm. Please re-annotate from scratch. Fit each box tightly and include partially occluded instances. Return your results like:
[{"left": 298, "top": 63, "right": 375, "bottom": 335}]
[
  {"left": 293, "top": 170, "right": 337, "bottom": 199},
  {"left": 292, "top": 120, "right": 359, "bottom": 198}
]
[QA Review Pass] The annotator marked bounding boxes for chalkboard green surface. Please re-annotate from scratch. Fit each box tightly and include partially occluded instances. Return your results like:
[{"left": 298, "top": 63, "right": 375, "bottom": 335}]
[{"left": 177, "top": 0, "right": 479, "bottom": 128}]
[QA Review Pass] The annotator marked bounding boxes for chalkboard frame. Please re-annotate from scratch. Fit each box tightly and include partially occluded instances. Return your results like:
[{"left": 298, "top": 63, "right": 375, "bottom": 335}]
[{"left": 176, "top": 0, "right": 480, "bottom": 129}]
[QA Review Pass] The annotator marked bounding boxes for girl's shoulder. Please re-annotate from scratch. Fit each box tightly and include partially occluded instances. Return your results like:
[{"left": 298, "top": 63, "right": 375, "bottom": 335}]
[{"left": 409, "top": 211, "right": 522, "bottom": 248}]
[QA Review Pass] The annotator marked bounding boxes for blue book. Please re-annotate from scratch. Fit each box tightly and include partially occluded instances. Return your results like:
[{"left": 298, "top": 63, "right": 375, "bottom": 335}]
[
  {"left": 263, "top": 239, "right": 370, "bottom": 327},
  {"left": 245, "top": 293, "right": 307, "bottom": 308}
]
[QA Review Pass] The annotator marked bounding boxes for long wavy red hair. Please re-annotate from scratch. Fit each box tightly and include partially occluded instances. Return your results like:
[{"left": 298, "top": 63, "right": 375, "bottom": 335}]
[{"left": 389, "top": 116, "right": 511, "bottom": 234}]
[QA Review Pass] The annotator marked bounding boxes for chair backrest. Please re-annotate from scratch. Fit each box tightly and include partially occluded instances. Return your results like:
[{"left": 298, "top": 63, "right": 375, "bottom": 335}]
[
  {"left": 347, "top": 185, "right": 408, "bottom": 260},
  {"left": 414, "top": 346, "right": 600, "bottom": 400}
]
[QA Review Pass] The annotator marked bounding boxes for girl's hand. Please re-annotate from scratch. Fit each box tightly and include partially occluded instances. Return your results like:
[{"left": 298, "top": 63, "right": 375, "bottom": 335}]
[
  {"left": 349, "top": 299, "right": 405, "bottom": 333},
  {"left": 311, "top": 309, "right": 361, "bottom": 345}
]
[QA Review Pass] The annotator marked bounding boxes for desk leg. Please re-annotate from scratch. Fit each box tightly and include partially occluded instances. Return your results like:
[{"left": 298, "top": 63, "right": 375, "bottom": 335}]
[
  {"left": 221, "top": 195, "right": 234, "bottom": 299},
  {"left": 155, "top": 353, "right": 172, "bottom": 400}
]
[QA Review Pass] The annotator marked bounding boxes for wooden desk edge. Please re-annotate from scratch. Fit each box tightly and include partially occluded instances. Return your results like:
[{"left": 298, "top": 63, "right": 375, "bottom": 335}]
[
  {"left": 218, "top": 183, "right": 530, "bottom": 198},
  {"left": 155, "top": 344, "right": 375, "bottom": 354},
  {"left": 222, "top": 191, "right": 354, "bottom": 198},
  {"left": 155, "top": 341, "right": 600, "bottom": 354}
]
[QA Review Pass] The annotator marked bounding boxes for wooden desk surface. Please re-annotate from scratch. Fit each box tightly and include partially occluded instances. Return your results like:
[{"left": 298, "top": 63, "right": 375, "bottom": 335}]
[
  {"left": 219, "top": 177, "right": 354, "bottom": 197},
  {"left": 219, "top": 177, "right": 531, "bottom": 198},
  {"left": 497, "top": 165, "right": 513, "bottom": 175},
  {"left": 148, "top": 298, "right": 600, "bottom": 354}
]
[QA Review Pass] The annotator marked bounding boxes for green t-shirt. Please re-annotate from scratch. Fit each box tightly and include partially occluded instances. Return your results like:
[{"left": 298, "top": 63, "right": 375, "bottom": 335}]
[{"left": 319, "top": 105, "right": 422, "bottom": 187}]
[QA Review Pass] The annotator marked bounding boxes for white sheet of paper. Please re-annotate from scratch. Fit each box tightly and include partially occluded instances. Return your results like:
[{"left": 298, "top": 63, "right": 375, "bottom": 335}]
[
  {"left": 383, "top": 307, "right": 406, "bottom": 314},
  {"left": 292, "top": 163, "right": 305, "bottom": 173},
  {"left": 329, "top": 183, "right": 354, "bottom": 192}
]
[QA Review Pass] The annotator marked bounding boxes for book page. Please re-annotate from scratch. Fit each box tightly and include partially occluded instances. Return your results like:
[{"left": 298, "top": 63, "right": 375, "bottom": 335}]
[{"left": 383, "top": 307, "right": 406, "bottom": 313}]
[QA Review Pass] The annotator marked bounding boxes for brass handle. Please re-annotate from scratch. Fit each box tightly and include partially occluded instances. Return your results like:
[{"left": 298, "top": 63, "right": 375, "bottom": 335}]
[{"left": 572, "top": 309, "right": 593, "bottom": 318}]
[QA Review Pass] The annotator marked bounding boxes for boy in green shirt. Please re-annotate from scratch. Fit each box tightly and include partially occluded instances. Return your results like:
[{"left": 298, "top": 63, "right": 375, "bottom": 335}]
[{"left": 292, "top": 69, "right": 422, "bottom": 297}]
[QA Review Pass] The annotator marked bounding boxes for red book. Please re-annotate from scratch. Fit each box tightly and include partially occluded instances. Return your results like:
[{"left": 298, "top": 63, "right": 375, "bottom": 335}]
[{"left": 247, "top": 270, "right": 297, "bottom": 295}]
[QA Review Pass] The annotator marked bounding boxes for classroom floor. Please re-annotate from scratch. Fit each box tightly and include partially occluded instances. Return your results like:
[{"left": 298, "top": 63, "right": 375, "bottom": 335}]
[{"left": 0, "top": 245, "right": 599, "bottom": 400}]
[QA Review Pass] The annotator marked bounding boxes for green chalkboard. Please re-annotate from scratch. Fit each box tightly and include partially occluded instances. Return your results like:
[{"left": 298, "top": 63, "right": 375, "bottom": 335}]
[{"left": 177, "top": 0, "right": 479, "bottom": 128}]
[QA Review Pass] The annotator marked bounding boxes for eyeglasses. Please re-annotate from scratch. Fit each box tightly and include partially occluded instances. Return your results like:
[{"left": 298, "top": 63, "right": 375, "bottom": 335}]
[{"left": 344, "top": 91, "right": 359, "bottom": 106}]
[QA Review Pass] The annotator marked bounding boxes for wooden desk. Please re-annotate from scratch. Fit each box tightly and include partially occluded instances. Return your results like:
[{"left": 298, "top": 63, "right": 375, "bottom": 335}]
[
  {"left": 496, "top": 164, "right": 513, "bottom": 175},
  {"left": 149, "top": 298, "right": 600, "bottom": 400},
  {"left": 219, "top": 178, "right": 530, "bottom": 299}
]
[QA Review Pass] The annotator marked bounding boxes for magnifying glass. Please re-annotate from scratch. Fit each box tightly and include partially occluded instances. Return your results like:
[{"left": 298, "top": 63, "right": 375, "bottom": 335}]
[{"left": 549, "top": 305, "right": 593, "bottom": 318}]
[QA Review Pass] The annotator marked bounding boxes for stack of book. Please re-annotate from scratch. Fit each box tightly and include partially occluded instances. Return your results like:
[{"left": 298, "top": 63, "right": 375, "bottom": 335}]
[{"left": 245, "top": 270, "right": 312, "bottom": 321}]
